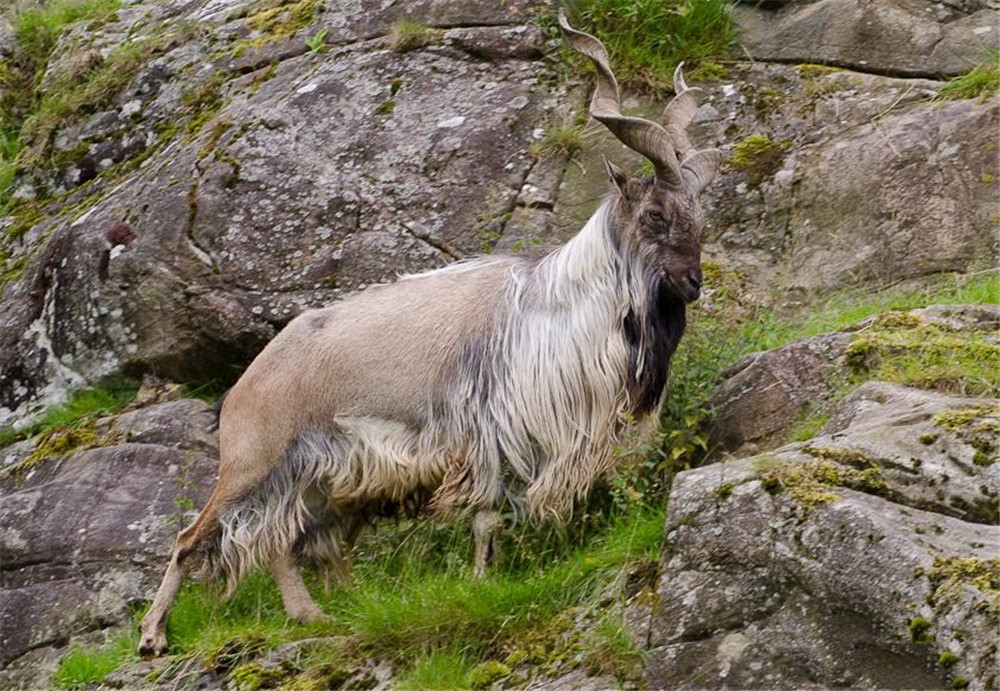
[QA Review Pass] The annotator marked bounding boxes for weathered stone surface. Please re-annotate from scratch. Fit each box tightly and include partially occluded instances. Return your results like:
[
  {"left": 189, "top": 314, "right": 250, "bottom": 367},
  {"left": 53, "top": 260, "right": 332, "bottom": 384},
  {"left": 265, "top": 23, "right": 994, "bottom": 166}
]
[
  {"left": 709, "top": 332, "right": 852, "bottom": 452},
  {"left": 0, "top": 400, "right": 217, "bottom": 671},
  {"left": 734, "top": 0, "right": 1000, "bottom": 77},
  {"left": 549, "top": 62, "right": 999, "bottom": 306},
  {"left": 649, "top": 382, "right": 999, "bottom": 690},
  {"left": 0, "top": 0, "right": 557, "bottom": 427},
  {"left": 697, "top": 67, "right": 999, "bottom": 304}
]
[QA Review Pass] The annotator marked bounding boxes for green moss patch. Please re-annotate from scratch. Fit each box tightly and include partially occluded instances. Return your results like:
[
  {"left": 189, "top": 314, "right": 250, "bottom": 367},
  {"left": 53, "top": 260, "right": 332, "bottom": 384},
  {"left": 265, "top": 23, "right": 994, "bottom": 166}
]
[
  {"left": 726, "top": 133, "right": 791, "bottom": 186},
  {"left": 845, "top": 315, "right": 1000, "bottom": 398},
  {"left": 755, "top": 453, "right": 890, "bottom": 509},
  {"left": 468, "top": 660, "right": 512, "bottom": 689},
  {"left": 923, "top": 556, "right": 1000, "bottom": 622},
  {"left": 909, "top": 616, "right": 933, "bottom": 644}
]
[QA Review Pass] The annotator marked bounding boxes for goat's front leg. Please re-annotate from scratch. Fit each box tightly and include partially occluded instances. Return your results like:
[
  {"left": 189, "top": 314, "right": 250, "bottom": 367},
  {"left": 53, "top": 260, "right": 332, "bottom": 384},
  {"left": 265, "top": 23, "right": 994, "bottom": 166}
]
[
  {"left": 270, "top": 551, "right": 326, "bottom": 621},
  {"left": 473, "top": 510, "right": 502, "bottom": 578}
]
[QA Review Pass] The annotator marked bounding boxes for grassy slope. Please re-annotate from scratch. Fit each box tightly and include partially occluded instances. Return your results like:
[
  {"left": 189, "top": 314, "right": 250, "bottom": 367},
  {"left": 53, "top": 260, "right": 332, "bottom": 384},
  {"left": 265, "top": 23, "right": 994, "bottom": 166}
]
[{"left": 48, "top": 270, "right": 999, "bottom": 690}]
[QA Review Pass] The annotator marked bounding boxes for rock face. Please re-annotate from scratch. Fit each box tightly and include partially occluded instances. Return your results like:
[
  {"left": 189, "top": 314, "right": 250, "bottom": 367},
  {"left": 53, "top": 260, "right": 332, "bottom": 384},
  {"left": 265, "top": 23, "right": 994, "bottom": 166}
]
[
  {"left": 734, "top": 0, "right": 999, "bottom": 77},
  {"left": 0, "top": 0, "right": 559, "bottom": 426},
  {"left": 0, "top": 400, "right": 217, "bottom": 674},
  {"left": 709, "top": 332, "right": 852, "bottom": 451},
  {"left": 649, "top": 382, "right": 999, "bottom": 690}
]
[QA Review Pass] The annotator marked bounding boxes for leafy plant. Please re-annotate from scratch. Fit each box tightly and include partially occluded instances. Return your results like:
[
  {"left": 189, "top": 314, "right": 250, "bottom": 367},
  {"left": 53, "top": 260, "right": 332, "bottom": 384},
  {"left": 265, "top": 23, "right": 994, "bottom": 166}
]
[{"left": 304, "top": 27, "right": 329, "bottom": 53}]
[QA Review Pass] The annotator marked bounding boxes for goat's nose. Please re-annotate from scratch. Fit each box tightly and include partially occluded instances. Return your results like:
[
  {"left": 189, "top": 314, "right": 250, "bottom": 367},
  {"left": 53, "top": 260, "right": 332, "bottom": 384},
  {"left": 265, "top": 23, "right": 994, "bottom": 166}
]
[{"left": 686, "top": 271, "right": 702, "bottom": 292}]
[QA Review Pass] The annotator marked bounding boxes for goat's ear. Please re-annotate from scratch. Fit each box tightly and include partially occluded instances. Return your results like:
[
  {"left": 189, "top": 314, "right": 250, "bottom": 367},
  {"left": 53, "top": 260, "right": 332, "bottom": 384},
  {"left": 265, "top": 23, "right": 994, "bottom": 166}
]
[{"left": 603, "top": 155, "right": 629, "bottom": 196}]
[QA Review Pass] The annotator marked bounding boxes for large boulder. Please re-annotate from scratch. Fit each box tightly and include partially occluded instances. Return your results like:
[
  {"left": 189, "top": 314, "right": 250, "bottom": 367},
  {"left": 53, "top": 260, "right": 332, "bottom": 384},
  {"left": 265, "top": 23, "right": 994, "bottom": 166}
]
[
  {"left": 734, "top": 0, "right": 999, "bottom": 77},
  {"left": 648, "top": 381, "right": 999, "bottom": 689},
  {"left": 708, "top": 304, "right": 1000, "bottom": 452},
  {"left": 0, "top": 399, "right": 217, "bottom": 678},
  {"left": 0, "top": 0, "right": 559, "bottom": 427}
]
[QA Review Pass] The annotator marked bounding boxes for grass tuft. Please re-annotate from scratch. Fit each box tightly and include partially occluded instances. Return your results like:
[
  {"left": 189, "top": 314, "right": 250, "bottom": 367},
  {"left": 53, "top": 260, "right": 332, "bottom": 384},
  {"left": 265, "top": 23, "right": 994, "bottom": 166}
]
[
  {"left": 52, "top": 629, "right": 136, "bottom": 689},
  {"left": 528, "top": 120, "right": 587, "bottom": 159},
  {"left": 388, "top": 19, "right": 436, "bottom": 53},
  {"left": 937, "top": 57, "right": 1000, "bottom": 102},
  {"left": 566, "top": 0, "right": 738, "bottom": 91},
  {"left": 399, "top": 648, "right": 476, "bottom": 690}
]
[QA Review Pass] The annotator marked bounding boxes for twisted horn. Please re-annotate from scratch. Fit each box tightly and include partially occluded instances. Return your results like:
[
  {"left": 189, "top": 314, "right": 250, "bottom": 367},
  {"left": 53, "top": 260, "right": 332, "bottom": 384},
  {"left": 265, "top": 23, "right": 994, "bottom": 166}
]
[
  {"left": 558, "top": 10, "right": 683, "bottom": 186},
  {"left": 666, "top": 63, "right": 723, "bottom": 194},
  {"left": 663, "top": 63, "right": 700, "bottom": 162}
]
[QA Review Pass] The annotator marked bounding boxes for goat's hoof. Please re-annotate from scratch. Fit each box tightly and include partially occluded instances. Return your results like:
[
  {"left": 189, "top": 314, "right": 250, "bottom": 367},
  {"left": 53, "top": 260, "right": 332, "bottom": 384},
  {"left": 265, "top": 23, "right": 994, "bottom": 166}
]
[
  {"left": 288, "top": 605, "right": 328, "bottom": 623},
  {"left": 138, "top": 631, "right": 168, "bottom": 658}
]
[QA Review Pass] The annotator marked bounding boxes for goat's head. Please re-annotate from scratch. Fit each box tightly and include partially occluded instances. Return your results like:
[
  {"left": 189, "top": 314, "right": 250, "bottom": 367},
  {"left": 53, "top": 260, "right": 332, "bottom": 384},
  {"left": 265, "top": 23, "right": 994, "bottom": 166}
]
[{"left": 560, "top": 12, "right": 721, "bottom": 303}]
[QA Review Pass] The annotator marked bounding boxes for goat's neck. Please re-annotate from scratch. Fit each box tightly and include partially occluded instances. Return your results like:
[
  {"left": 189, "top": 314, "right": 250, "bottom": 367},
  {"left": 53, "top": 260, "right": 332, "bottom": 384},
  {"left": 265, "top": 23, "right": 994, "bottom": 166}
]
[{"left": 535, "top": 200, "right": 625, "bottom": 306}]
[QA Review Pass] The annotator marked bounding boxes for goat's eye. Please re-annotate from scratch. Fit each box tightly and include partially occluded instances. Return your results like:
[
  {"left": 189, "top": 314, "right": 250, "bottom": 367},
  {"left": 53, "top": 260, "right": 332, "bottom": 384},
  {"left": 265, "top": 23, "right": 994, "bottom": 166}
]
[{"left": 643, "top": 209, "right": 666, "bottom": 226}]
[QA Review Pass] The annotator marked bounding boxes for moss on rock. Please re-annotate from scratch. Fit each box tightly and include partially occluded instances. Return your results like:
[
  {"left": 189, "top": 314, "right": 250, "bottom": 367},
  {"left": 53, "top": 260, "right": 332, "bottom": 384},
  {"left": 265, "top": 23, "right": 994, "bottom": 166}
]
[{"left": 726, "top": 133, "right": 791, "bottom": 186}]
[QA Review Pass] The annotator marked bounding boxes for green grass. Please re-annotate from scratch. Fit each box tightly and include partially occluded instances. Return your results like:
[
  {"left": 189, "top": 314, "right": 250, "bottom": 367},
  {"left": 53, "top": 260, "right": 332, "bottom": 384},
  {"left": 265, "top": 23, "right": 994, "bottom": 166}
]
[
  {"left": 749, "top": 271, "right": 999, "bottom": 352},
  {"left": 844, "top": 313, "right": 999, "bottom": 397},
  {"left": 52, "top": 629, "right": 136, "bottom": 690},
  {"left": 54, "top": 507, "right": 663, "bottom": 689},
  {"left": 388, "top": 19, "right": 436, "bottom": 53},
  {"left": 937, "top": 56, "right": 1000, "bottom": 102},
  {"left": 566, "top": 0, "right": 738, "bottom": 91},
  {"left": 398, "top": 648, "right": 476, "bottom": 690},
  {"left": 0, "top": 374, "right": 140, "bottom": 449}
]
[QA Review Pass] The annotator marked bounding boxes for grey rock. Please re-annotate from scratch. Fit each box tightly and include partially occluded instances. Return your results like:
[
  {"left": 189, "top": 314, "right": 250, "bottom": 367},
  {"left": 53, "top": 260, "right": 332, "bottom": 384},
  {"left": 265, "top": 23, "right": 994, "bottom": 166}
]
[
  {"left": 709, "top": 332, "right": 853, "bottom": 452},
  {"left": 650, "top": 382, "right": 999, "bottom": 690},
  {"left": 0, "top": 0, "right": 556, "bottom": 427},
  {"left": 0, "top": 399, "right": 217, "bottom": 669},
  {"left": 734, "top": 0, "right": 1000, "bottom": 77},
  {"left": 443, "top": 25, "right": 547, "bottom": 61}
]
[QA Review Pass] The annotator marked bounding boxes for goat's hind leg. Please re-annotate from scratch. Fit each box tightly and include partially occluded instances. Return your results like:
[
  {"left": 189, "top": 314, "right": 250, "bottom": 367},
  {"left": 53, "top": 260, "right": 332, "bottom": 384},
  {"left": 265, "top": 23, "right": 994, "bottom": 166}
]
[{"left": 138, "top": 506, "right": 219, "bottom": 657}]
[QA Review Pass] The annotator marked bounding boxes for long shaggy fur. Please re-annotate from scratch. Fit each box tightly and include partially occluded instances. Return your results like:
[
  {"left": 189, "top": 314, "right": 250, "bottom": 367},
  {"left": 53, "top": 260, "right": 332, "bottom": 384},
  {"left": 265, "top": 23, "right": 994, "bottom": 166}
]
[{"left": 204, "top": 197, "right": 685, "bottom": 587}]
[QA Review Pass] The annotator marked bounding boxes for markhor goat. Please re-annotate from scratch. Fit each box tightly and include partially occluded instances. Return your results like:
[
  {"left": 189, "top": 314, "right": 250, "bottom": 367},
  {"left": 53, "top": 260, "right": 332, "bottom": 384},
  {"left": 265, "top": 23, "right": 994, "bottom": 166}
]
[{"left": 138, "top": 12, "right": 723, "bottom": 656}]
